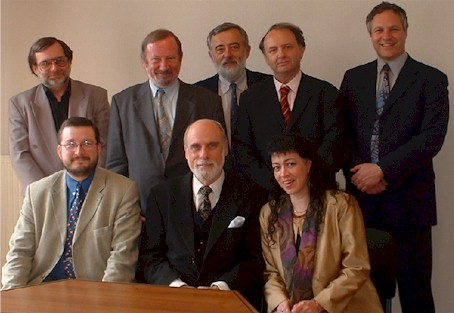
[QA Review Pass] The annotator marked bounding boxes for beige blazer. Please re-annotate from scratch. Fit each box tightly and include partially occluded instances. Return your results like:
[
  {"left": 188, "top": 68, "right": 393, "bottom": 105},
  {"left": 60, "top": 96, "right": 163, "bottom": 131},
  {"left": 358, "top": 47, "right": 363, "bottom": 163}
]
[
  {"left": 8, "top": 79, "right": 110, "bottom": 190},
  {"left": 260, "top": 192, "right": 383, "bottom": 313},
  {"left": 1, "top": 167, "right": 141, "bottom": 290}
]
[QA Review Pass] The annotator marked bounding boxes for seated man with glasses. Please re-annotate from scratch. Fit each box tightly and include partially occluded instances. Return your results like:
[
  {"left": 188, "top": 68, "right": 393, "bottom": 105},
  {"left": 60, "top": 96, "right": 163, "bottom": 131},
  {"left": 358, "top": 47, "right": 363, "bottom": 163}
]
[
  {"left": 8, "top": 37, "right": 110, "bottom": 192},
  {"left": 2, "top": 117, "right": 141, "bottom": 290}
]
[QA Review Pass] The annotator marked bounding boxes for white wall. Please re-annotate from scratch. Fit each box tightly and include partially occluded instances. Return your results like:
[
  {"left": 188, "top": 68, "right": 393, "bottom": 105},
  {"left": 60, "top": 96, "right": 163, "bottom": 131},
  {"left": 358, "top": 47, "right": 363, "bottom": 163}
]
[{"left": 1, "top": 1, "right": 453, "bottom": 312}]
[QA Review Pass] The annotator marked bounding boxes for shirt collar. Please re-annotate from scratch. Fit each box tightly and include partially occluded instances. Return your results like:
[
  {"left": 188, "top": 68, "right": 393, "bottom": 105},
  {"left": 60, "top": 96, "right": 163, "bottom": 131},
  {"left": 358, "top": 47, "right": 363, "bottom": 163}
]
[
  {"left": 148, "top": 79, "right": 179, "bottom": 97},
  {"left": 65, "top": 171, "right": 95, "bottom": 195},
  {"left": 377, "top": 52, "right": 408, "bottom": 76},
  {"left": 273, "top": 71, "right": 302, "bottom": 93},
  {"left": 219, "top": 70, "right": 247, "bottom": 95},
  {"left": 192, "top": 170, "right": 225, "bottom": 206}
]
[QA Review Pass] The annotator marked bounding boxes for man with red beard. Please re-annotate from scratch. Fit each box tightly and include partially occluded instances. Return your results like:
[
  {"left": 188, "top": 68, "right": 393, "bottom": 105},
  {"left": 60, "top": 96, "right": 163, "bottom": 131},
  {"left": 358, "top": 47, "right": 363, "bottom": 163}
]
[
  {"left": 9, "top": 37, "right": 110, "bottom": 192},
  {"left": 143, "top": 119, "right": 266, "bottom": 310},
  {"left": 2, "top": 117, "right": 141, "bottom": 290}
]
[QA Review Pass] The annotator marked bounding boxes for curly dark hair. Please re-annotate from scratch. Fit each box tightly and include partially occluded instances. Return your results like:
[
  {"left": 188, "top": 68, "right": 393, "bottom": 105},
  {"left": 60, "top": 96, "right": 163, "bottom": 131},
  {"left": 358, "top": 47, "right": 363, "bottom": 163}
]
[{"left": 265, "top": 133, "right": 339, "bottom": 243}]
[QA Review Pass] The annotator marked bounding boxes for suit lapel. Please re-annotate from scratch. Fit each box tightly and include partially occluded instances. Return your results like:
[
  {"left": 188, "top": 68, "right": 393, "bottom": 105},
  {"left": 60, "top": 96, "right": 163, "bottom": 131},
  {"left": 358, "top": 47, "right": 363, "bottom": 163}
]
[
  {"left": 382, "top": 57, "right": 418, "bottom": 115},
  {"left": 74, "top": 168, "right": 105, "bottom": 242},
  {"left": 51, "top": 172, "right": 69, "bottom": 243},
  {"left": 288, "top": 74, "right": 312, "bottom": 129},
  {"left": 172, "top": 81, "right": 195, "bottom": 146},
  {"left": 204, "top": 175, "right": 239, "bottom": 257},
  {"left": 262, "top": 79, "right": 286, "bottom": 127},
  {"left": 172, "top": 174, "right": 196, "bottom": 252},
  {"left": 68, "top": 80, "right": 87, "bottom": 117},
  {"left": 134, "top": 82, "right": 161, "bottom": 146},
  {"left": 361, "top": 63, "right": 380, "bottom": 141},
  {"left": 32, "top": 85, "right": 59, "bottom": 157}
]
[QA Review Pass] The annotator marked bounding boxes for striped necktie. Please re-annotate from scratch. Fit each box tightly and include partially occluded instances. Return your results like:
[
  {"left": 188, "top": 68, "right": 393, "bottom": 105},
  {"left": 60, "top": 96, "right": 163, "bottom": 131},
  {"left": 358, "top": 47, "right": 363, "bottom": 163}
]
[{"left": 280, "top": 85, "right": 291, "bottom": 126}]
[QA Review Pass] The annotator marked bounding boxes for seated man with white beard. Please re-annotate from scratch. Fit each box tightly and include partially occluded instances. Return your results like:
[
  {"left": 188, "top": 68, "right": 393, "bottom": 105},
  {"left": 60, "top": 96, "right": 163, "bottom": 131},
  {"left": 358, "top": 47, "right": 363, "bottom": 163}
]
[{"left": 143, "top": 119, "right": 266, "bottom": 310}]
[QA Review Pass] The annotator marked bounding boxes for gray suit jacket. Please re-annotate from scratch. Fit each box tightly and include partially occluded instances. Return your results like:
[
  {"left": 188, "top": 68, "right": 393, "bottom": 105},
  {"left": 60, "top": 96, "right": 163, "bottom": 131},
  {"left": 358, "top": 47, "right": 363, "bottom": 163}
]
[
  {"left": 1, "top": 167, "right": 141, "bottom": 290},
  {"left": 106, "top": 80, "right": 225, "bottom": 213},
  {"left": 9, "top": 79, "right": 110, "bottom": 190}
]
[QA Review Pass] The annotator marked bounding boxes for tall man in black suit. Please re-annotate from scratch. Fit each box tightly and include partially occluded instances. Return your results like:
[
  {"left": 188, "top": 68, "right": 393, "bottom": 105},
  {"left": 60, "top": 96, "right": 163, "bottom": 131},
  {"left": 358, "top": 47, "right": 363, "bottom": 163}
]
[
  {"left": 106, "top": 29, "right": 225, "bottom": 215},
  {"left": 195, "top": 22, "right": 270, "bottom": 145},
  {"left": 339, "top": 3, "right": 449, "bottom": 313},
  {"left": 233, "top": 23, "right": 347, "bottom": 191},
  {"left": 143, "top": 119, "right": 266, "bottom": 309}
]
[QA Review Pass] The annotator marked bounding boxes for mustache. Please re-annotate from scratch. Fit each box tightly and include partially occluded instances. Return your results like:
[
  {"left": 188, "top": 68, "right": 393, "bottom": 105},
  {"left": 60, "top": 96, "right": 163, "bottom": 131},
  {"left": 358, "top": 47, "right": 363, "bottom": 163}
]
[
  {"left": 196, "top": 160, "right": 214, "bottom": 166},
  {"left": 71, "top": 156, "right": 90, "bottom": 162}
]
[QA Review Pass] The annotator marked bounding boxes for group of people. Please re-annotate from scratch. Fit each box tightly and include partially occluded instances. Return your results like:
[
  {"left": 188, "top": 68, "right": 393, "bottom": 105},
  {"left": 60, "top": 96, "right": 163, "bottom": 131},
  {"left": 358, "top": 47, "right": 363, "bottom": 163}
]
[{"left": 2, "top": 2, "right": 449, "bottom": 313}]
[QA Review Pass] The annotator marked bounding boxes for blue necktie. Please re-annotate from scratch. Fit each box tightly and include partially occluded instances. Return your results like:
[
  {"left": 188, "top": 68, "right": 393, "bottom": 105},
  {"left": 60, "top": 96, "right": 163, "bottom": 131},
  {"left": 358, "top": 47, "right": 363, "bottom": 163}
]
[
  {"left": 63, "top": 183, "right": 85, "bottom": 279},
  {"left": 230, "top": 83, "right": 238, "bottom": 127},
  {"left": 371, "top": 64, "right": 390, "bottom": 163}
]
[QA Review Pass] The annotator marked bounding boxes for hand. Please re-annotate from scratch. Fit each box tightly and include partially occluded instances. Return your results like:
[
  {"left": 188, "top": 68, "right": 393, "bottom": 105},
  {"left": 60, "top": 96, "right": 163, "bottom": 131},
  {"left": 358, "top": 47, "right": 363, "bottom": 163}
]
[
  {"left": 275, "top": 299, "right": 291, "bottom": 313},
  {"left": 350, "top": 163, "right": 387, "bottom": 194},
  {"left": 291, "top": 300, "right": 320, "bottom": 313}
]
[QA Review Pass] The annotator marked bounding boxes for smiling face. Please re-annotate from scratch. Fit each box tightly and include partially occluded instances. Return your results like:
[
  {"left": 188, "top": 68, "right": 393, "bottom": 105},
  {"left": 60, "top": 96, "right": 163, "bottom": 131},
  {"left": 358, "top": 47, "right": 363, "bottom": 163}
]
[
  {"left": 184, "top": 119, "right": 228, "bottom": 186},
  {"left": 370, "top": 9, "right": 407, "bottom": 62},
  {"left": 262, "top": 28, "right": 304, "bottom": 83},
  {"left": 142, "top": 36, "right": 182, "bottom": 88},
  {"left": 208, "top": 28, "right": 250, "bottom": 82},
  {"left": 57, "top": 126, "right": 101, "bottom": 181},
  {"left": 271, "top": 151, "right": 312, "bottom": 197}
]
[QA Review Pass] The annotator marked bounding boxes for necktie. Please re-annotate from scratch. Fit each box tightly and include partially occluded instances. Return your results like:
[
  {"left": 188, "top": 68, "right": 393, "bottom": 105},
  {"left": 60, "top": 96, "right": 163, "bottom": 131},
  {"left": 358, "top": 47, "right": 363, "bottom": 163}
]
[
  {"left": 371, "top": 64, "right": 390, "bottom": 163},
  {"left": 63, "top": 183, "right": 85, "bottom": 279},
  {"left": 156, "top": 89, "right": 171, "bottom": 160},
  {"left": 198, "top": 186, "right": 212, "bottom": 221},
  {"left": 230, "top": 83, "right": 238, "bottom": 127},
  {"left": 280, "top": 85, "right": 291, "bottom": 126}
]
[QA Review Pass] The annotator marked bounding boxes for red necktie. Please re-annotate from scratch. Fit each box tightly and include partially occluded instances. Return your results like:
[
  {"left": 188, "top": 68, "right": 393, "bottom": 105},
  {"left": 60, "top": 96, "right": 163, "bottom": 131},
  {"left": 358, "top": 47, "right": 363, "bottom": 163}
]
[{"left": 280, "top": 85, "right": 291, "bottom": 125}]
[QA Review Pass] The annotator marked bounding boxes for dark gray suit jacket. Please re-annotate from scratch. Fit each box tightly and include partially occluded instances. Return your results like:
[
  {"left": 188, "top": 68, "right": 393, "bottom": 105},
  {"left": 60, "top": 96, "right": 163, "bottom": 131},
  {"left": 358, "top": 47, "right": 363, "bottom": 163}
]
[
  {"left": 340, "top": 56, "right": 449, "bottom": 227},
  {"left": 106, "top": 80, "right": 225, "bottom": 213},
  {"left": 143, "top": 172, "right": 266, "bottom": 307}
]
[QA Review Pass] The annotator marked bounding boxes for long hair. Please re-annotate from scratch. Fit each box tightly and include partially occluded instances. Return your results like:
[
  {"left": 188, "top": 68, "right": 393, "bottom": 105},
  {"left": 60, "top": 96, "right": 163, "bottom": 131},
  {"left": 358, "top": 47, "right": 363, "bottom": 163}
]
[{"left": 266, "top": 133, "right": 338, "bottom": 243}]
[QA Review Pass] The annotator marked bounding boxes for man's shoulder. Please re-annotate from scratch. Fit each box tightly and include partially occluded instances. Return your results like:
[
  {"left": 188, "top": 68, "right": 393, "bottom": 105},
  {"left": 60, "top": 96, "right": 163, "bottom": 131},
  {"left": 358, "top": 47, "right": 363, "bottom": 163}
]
[
  {"left": 10, "top": 84, "right": 43, "bottom": 102},
  {"left": 180, "top": 80, "right": 219, "bottom": 98},
  {"left": 194, "top": 74, "right": 218, "bottom": 89},
  {"left": 406, "top": 56, "right": 448, "bottom": 79},
  {"left": 344, "top": 60, "right": 376, "bottom": 76},
  {"left": 27, "top": 170, "right": 65, "bottom": 192},
  {"left": 95, "top": 167, "right": 138, "bottom": 187},
  {"left": 246, "top": 68, "right": 271, "bottom": 83},
  {"left": 71, "top": 79, "right": 107, "bottom": 93},
  {"left": 112, "top": 81, "right": 149, "bottom": 99}
]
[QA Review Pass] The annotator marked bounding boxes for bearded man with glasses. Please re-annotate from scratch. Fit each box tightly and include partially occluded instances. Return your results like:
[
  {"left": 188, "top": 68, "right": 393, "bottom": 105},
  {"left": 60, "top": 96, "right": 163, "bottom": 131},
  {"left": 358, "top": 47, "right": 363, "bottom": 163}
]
[{"left": 8, "top": 37, "right": 110, "bottom": 192}]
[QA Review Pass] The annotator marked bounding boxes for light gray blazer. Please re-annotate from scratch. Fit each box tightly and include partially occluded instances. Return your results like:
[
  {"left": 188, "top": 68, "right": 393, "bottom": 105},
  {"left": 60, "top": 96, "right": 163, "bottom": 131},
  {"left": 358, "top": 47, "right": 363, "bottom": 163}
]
[
  {"left": 9, "top": 79, "right": 110, "bottom": 191},
  {"left": 1, "top": 167, "right": 141, "bottom": 290}
]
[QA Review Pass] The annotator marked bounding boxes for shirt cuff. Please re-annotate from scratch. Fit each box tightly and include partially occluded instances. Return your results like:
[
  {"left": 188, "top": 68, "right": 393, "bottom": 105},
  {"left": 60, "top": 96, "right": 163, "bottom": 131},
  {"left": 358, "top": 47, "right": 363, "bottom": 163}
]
[
  {"left": 169, "top": 278, "right": 187, "bottom": 287},
  {"left": 210, "top": 281, "right": 230, "bottom": 290}
]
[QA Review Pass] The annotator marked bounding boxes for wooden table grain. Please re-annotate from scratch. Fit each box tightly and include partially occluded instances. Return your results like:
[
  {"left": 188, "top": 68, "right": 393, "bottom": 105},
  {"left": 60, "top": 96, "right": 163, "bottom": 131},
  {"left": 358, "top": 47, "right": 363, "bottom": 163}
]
[{"left": 1, "top": 280, "right": 258, "bottom": 312}]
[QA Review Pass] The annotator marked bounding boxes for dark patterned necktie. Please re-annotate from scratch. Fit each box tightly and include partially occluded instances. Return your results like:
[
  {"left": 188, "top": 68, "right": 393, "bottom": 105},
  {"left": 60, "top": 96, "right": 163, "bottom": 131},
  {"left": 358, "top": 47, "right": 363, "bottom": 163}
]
[
  {"left": 63, "top": 183, "right": 85, "bottom": 279},
  {"left": 371, "top": 64, "right": 390, "bottom": 163},
  {"left": 156, "top": 88, "right": 171, "bottom": 160},
  {"left": 198, "top": 186, "right": 212, "bottom": 220},
  {"left": 280, "top": 85, "right": 291, "bottom": 126},
  {"left": 230, "top": 83, "right": 238, "bottom": 127}
]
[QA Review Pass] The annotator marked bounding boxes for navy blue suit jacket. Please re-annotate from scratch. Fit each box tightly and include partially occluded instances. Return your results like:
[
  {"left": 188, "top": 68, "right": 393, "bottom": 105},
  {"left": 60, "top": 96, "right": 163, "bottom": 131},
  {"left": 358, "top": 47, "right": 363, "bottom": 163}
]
[
  {"left": 340, "top": 56, "right": 449, "bottom": 227},
  {"left": 195, "top": 69, "right": 270, "bottom": 94},
  {"left": 233, "top": 73, "right": 347, "bottom": 191}
]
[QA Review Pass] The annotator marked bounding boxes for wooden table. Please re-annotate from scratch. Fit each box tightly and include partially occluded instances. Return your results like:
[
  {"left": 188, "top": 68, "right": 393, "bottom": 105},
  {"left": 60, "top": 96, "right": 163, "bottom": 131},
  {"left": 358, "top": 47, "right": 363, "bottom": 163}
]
[{"left": 1, "top": 280, "right": 258, "bottom": 312}]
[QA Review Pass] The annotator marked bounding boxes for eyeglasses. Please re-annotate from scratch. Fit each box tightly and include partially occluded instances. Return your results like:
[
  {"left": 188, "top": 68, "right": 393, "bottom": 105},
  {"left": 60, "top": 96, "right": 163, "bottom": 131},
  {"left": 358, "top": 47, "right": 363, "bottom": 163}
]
[
  {"left": 37, "top": 56, "right": 69, "bottom": 71},
  {"left": 60, "top": 140, "right": 97, "bottom": 152}
]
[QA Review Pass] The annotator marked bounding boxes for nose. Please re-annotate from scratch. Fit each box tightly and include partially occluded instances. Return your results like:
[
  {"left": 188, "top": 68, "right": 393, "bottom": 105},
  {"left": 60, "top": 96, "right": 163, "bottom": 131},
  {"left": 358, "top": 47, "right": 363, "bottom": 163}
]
[
  {"left": 199, "top": 146, "right": 209, "bottom": 158},
  {"left": 278, "top": 166, "right": 288, "bottom": 177}
]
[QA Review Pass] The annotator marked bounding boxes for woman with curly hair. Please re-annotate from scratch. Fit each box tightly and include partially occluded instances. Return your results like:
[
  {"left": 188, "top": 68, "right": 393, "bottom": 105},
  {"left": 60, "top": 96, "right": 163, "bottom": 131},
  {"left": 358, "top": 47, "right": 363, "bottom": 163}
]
[{"left": 260, "top": 134, "right": 383, "bottom": 313}]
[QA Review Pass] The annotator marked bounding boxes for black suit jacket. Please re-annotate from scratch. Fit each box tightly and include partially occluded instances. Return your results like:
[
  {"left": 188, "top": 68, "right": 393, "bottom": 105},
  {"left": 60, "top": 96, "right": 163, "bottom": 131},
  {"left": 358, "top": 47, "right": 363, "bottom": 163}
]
[
  {"left": 339, "top": 56, "right": 449, "bottom": 227},
  {"left": 106, "top": 80, "right": 225, "bottom": 213},
  {"left": 233, "top": 73, "right": 347, "bottom": 190},
  {"left": 143, "top": 172, "right": 266, "bottom": 307},
  {"left": 195, "top": 68, "right": 271, "bottom": 94}
]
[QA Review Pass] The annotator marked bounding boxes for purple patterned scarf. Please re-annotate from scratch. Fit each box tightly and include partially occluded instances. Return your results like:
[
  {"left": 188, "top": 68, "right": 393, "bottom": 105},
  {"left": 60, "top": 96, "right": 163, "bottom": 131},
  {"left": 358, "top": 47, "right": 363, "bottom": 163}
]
[{"left": 278, "top": 195, "right": 317, "bottom": 304}]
